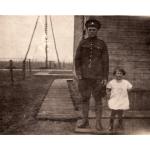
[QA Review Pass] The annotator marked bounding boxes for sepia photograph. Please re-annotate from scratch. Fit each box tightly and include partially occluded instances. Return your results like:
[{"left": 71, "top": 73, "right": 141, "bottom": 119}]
[
  {"left": 1, "top": 0, "right": 150, "bottom": 150},
  {"left": 0, "top": 15, "right": 150, "bottom": 135}
]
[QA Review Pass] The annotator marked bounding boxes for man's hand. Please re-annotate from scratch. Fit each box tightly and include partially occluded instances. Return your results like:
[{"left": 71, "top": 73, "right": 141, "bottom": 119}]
[
  {"left": 97, "top": 79, "right": 107, "bottom": 86},
  {"left": 101, "top": 79, "right": 107, "bottom": 86}
]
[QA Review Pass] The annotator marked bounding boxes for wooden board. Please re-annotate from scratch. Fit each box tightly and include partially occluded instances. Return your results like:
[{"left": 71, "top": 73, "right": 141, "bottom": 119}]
[
  {"left": 37, "top": 79, "right": 79, "bottom": 121},
  {"left": 75, "top": 119, "right": 125, "bottom": 135},
  {"left": 77, "top": 110, "right": 150, "bottom": 119}
]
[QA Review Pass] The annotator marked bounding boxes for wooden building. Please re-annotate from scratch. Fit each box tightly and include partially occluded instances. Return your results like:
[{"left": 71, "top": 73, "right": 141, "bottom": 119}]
[{"left": 73, "top": 16, "right": 150, "bottom": 110}]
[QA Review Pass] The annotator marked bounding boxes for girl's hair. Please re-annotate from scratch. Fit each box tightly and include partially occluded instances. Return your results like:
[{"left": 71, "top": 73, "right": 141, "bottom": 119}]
[{"left": 113, "top": 67, "right": 126, "bottom": 76}]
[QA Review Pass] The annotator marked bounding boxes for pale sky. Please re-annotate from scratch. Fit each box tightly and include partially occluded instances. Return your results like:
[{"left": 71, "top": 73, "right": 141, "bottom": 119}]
[{"left": 0, "top": 15, "right": 74, "bottom": 62}]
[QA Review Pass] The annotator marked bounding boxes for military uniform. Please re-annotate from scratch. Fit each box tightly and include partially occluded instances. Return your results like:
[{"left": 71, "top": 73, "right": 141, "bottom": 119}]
[
  {"left": 75, "top": 18, "right": 109, "bottom": 130},
  {"left": 75, "top": 37, "right": 109, "bottom": 80}
]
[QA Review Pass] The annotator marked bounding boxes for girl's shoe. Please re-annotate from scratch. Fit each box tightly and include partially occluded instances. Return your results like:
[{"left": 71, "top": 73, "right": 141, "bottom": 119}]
[{"left": 108, "top": 125, "right": 113, "bottom": 131}]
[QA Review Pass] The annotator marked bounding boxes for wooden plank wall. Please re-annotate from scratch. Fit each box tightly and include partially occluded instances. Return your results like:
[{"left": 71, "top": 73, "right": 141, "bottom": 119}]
[
  {"left": 74, "top": 16, "right": 150, "bottom": 110},
  {"left": 95, "top": 16, "right": 150, "bottom": 90}
]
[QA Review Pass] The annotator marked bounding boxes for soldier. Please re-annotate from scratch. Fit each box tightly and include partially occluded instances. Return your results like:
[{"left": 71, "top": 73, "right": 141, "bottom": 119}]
[{"left": 75, "top": 18, "right": 109, "bottom": 130}]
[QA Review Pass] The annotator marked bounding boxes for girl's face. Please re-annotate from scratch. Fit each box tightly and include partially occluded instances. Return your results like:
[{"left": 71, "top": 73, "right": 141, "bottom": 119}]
[{"left": 115, "top": 70, "right": 123, "bottom": 80}]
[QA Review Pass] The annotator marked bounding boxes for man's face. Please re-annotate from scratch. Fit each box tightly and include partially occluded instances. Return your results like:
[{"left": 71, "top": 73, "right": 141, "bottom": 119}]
[{"left": 87, "top": 27, "right": 98, "bottom": 38}]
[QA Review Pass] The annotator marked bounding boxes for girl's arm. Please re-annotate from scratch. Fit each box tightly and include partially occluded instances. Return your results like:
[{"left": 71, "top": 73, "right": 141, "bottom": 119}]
[
  {"left": 127, "top": 81, "right": 133, "bottom": 92},
  {"left": 106, "top": 88, "right": 111, "bottom": 100}
]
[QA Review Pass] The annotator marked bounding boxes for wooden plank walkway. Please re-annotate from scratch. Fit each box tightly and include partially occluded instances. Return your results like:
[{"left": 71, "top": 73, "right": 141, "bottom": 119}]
[
  {"left": 75, "top": 101, "right": 150, "bottom": 134},
  {"left": 75, "top": 110, "right": 150, "bottom": 134},
  {"left": 75, "top": 118, "right": 150, "bottom": 135},
  {"left": 77, "top": 110, "right": 150, "bottom": 119},
  {"left": 37, "top": 79, "right": 79, "bottom": 121}
]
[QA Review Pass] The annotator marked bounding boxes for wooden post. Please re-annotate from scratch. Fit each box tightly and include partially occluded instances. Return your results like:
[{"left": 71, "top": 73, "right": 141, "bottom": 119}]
[
  {"left": 9, "top": 60, "right": 14, "bottom": 86},
  {"left": 22, "top": 60, "right": 26, "bottom": 80},
  {"left": 29, "top": 59, "right": 32, "bottom": 75},
  {"left": 49, "top": 16, "right": 61, "bottom": 69}
]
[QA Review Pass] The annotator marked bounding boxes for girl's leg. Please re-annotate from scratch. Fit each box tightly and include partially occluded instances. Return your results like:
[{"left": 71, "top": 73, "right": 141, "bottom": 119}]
[
  {"left": 109, "top": 110, "right": 117, "bottom": 131},
  {"left": 117, "top": 110, "right": 124, "bottom": 129}
]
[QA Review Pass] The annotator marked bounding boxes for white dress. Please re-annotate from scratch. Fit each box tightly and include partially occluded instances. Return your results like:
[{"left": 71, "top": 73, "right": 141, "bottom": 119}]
[{"left": 106, "top": 79, "right": 132, "bottom": 110}]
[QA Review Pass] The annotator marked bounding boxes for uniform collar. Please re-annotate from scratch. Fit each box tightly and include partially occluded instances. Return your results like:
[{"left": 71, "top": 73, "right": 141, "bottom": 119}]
[{"left": 87, "top": 36, "right": 97, "bottom": 41}]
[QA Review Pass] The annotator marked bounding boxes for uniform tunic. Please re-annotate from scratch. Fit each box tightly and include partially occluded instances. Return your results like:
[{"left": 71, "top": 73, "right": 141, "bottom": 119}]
[
  {"left": 75, "top": 36, "right": 109, "bottom": 80},
  {"left": 107, "top": 79, "right": 133, "bottom": 110}
]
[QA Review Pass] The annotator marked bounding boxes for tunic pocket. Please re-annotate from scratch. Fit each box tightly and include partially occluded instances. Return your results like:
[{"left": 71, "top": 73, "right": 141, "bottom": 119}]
[{"left": 94, "top": 45, "right": 103, "bottom": 56}]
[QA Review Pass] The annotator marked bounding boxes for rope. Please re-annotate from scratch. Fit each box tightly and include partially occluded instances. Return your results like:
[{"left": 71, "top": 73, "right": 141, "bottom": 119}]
[
  {"left": 49, "top": 16, "right": 61, "bottom": 69},
  {"left": 24, "top": 16, "right": 40, "bottom": 62}
]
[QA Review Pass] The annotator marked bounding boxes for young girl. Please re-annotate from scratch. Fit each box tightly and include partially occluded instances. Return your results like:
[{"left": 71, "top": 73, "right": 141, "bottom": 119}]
[{"left": 106, "top": 68, "right": 133, "bottom": 131}]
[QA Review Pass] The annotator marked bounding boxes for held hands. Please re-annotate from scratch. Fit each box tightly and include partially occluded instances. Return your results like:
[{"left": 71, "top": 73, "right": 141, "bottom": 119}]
[
  {"left": 97, "top": 79, "right": 107, "bottom": 98},
  {"left": 97, "top": 79, "right": 107, "bottom": 86},
  {"left": 101, "top": 79, "right": 107, "bottom": 86}
]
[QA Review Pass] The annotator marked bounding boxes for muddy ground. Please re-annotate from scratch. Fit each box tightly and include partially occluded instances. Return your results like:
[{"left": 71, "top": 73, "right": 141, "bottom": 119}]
[
  {"left": 0, "top": 71, "right": 77, "bottom": 135},
  {"left": 1, "top": 71, "right": 150, "bottom": 135}
]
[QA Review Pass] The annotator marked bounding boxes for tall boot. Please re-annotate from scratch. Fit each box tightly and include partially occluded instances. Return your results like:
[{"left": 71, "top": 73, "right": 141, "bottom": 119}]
[
  {"left": 95, "top": 105, "right": 103, "bottom": 131},
  {"left": 78, "top": 101, "right": 90, "bottom": 128}
]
